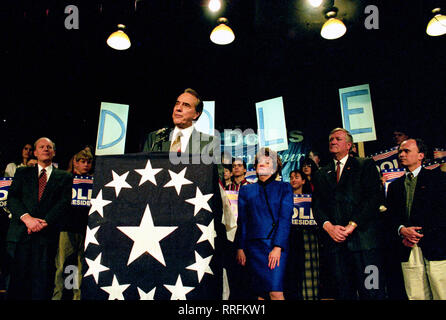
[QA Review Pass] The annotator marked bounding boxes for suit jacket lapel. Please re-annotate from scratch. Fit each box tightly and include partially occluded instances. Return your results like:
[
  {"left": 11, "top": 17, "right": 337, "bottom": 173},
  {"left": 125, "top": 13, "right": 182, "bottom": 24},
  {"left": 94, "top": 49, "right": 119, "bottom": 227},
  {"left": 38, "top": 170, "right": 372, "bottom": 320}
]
[
  {"left": 158, "top": 128, "right": 174, "bottom": 152},
  {"left": 411, "top": 168, "right": 427, "bottom": 214},
  {"left": 324, "top": 161, "right": 337, "bottom": 188},
  {"left": 31, "top": 166, "right": 39, "bottom": 204},
  {"left": 161, "top": 140, "right": 172, "bottom": 152},
  {"left": 337, "top": 157, "right": 354, "bottom": 186}
]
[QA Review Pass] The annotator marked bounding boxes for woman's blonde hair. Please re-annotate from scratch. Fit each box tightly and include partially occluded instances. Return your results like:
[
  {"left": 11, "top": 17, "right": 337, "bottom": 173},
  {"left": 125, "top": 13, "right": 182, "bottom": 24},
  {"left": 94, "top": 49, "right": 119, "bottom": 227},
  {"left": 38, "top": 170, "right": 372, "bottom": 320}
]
[{"left": 254, "top": 147, "right": 282, "bottom": 179}]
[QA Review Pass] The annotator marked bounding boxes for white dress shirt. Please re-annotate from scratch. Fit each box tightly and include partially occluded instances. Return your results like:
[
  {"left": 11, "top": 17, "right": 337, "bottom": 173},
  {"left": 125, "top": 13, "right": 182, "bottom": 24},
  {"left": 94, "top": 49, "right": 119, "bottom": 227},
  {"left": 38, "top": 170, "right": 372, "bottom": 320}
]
[
  {"left": 333, "top": 154, "right": 349, "bottom": 179},
  {"left": 38, "top": 164, "right": 53, "bottom": 182}
]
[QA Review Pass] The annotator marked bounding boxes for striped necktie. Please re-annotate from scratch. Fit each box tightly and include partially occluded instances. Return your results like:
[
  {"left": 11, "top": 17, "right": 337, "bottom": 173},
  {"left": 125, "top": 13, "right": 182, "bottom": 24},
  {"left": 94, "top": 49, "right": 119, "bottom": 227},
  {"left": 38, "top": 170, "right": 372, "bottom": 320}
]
[{"left": 38, "top": 168, "right": 47, "bottom": 201}]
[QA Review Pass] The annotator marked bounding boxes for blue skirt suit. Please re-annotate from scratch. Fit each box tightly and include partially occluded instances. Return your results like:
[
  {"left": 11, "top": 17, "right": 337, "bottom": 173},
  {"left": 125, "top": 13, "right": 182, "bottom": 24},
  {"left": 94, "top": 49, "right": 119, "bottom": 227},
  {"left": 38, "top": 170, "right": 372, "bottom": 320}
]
[{"left": 235, "top": 177, "right": 294, "bottom": 295}]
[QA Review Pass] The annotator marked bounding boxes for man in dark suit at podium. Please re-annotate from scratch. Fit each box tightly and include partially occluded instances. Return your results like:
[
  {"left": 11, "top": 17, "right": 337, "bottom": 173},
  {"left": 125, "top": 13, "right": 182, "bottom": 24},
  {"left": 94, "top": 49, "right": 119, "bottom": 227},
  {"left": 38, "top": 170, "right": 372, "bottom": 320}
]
[
  {"left": 143, "top": 88, "right": 219, "bottom": 158},
  {"left": 6, "top": 137, "right": 72, "bottom": 300},
  {"left": 312, "top": 128, "right": 386, "bottom": 300}
]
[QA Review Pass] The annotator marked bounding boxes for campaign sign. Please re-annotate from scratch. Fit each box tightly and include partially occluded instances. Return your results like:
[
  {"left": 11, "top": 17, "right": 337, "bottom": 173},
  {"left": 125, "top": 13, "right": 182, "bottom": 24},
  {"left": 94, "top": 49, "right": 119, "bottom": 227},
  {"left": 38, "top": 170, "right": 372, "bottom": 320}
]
[
  {"left": 423, "top": 158, "right": 446, "bottom": 170},
  {"left": 72, "top": 175, "right": 93, "bottom": 207},
  {"left": 370, "top": 146, "right": 400, "bottom": 171},
  {"left": 255, "top": 96, "right": 289, "bottom": 152},
  {"left": 245, "top": 170, "right": 258, "bottom": 184},
  {"left": 225, "top": 190, "right": 239, "bottom": 219},
  {"left": 194, "top": 101, "right": 215, "bottom": 136},
  {"left": 434, "top": 148, "right": 446, "bottom": 160},
  {"left": 0, "top": 177, "right": 13, "bottom": 207},
  {"left": 292, "top": 194, "right": 316, "bottom": 227},
  {"left": 339, "top": 84, "right": 377, "bottom": 143},
  {"left": 382, "top": 168, "right": 405, "bottom": 196},
  {"left": 95, "top": 102, "right": 129, "bottom": 155}
]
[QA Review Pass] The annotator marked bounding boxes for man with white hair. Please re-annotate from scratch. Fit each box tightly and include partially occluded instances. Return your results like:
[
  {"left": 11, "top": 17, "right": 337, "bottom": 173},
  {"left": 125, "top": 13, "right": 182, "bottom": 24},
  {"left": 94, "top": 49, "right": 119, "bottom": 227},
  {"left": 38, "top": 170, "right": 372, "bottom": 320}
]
[{"left": 6, "top": 137, "right": 72, "bottom": 300}]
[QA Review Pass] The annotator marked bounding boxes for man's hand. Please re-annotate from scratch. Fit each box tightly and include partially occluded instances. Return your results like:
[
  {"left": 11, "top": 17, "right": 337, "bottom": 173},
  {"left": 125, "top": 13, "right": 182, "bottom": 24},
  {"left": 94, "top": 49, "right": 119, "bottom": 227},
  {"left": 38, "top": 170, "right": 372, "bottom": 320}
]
[
  {"left": 236, "top": 249, "right": 246, "bottom": 266},
  {"left": 21, "top": 214, "right": 48, "bottom": 234},
  {"left": 323, "top": 222, "right": 349, "bottom": 243},
  {"left": 402, "top": 237, "right": 416, "bottom": 248},
  {"left": 400, "top": 226, "right": 423, "bottom": 245},
  {"left": 344, "top": 221, "right": 358, "bottom": 236}
]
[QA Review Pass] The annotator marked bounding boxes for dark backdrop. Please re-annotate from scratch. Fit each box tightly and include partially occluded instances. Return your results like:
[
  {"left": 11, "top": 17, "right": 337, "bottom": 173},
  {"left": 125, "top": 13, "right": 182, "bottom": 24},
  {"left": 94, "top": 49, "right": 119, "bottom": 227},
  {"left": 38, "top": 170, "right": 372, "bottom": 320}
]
[{"left": 1, "top": 0, "right": 445, "bottom": 170}]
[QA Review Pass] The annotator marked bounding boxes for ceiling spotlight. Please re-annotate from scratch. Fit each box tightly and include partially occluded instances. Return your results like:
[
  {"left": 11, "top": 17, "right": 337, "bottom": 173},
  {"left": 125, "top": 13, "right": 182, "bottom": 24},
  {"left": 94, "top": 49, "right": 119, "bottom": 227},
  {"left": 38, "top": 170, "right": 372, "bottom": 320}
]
[
  {"left": 321, "top": 9, "right": 346, "bottom": 40},
  {"left": 107, "top": 24, "right": 131, "bottom": 50},
  {"left": 308, "top": 0, "right": 323, "bottom": 8},
  {"left": 208, "top": 0, "right": 221, "bottom": 12},
  {"left": 426, "top": 8, "right": 446, "bottom": 36},
  {"left": 210, "top": 17, "right": 235, "bottom": 45}
]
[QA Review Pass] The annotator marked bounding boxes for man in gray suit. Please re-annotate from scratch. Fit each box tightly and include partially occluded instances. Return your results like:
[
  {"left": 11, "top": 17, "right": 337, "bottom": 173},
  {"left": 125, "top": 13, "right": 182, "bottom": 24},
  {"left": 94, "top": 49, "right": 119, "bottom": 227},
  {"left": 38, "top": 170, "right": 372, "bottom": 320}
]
[{"left": 143, "top": 88, "right": 220, "bottom": 165}]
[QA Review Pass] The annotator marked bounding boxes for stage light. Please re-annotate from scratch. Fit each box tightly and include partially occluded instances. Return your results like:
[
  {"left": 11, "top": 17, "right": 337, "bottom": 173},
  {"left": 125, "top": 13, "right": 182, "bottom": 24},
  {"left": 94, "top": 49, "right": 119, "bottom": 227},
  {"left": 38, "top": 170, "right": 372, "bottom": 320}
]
[
  {"left": 107, "top": 24, "right": 131, "bottom": 50},
  {"left": 309, "top": 0, "right": 323, "bottom": 8},
  {"left": 210, "top": 17, "right": 235, "bottom": 45},
  {"left": 208, "top": 0, "right": 221, "bottom": 12},
  {"left": 321, "top": 9, "right": 346, "bottom": 40},
  {"left": 426, "top": 8, "right": 446, "bottom": 36}
]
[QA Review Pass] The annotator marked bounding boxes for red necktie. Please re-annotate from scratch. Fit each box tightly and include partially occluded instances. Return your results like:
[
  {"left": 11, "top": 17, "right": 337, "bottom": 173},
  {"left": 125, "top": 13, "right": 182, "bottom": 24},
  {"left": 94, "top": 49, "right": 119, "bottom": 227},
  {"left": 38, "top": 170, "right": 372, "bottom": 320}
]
[
  {"left": 336, "top": 161, "right": 341, "bottom": 183},
  {"left": 38, "top": 168, "right": 47, "bottom": 201}
]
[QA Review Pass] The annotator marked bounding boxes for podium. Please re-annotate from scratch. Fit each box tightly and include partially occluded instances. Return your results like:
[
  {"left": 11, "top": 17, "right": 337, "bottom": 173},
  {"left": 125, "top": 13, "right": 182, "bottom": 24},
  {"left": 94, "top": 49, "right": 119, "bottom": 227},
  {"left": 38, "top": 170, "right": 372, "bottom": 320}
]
[{"left": 82, "top": 152, "right": 224, "bottom": 300}]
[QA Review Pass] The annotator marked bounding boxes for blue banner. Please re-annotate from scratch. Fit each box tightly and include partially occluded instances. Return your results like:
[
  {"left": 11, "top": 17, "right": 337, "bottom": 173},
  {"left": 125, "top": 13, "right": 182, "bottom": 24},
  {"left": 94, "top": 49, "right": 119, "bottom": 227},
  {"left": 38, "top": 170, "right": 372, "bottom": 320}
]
[
  {"left": 220, "top": 129, "right": 310, "bottom": 182},
  {"left": 0, "top": 177, "right": 13, "bottom": 208}
]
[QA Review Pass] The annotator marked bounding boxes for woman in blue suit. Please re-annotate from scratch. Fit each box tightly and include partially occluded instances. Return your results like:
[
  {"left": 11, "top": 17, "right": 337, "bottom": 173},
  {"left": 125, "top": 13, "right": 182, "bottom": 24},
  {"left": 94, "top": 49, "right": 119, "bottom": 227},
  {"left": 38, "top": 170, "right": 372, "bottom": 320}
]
[{"left": 235, "top": 148, "right": 294, "bottom": 300}]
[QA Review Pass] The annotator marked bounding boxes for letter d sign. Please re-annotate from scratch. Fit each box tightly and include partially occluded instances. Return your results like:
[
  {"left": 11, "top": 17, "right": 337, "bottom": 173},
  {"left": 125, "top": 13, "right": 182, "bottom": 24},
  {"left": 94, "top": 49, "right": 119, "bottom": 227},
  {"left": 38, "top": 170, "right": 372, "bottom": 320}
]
[{"left": 95, "top": 102, "right": 129, "bottom": 155}]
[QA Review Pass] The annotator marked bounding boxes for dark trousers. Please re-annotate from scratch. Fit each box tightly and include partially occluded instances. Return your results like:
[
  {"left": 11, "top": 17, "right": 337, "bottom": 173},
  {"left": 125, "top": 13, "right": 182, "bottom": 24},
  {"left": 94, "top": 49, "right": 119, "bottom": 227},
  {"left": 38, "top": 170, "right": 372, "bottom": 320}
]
[
  {"left": 0, "top": 211, "right": 9, "bottom": 275},
  {"left": 324, "top": 243, "right": 386, "bottom": 300},
  {"left": 224, "top": 241, "right": 253, "bottom": 300},
  {"left": 284, "top": 228, "right": 304, "bottom": 300},
  {"left": 6, "top": 239, "right": 57, "bottom": 300},
  {"left": 382, "top": 241, "right": 408, "bottom": 300}
]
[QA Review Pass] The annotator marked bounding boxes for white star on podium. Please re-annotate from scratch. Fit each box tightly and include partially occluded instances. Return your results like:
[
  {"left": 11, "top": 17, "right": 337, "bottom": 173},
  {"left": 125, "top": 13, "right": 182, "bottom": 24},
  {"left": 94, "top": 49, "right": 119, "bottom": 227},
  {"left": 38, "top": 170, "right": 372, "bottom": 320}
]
[
  {"left": 196, "top": 219, "right": 217, "bottom": 249},
  {"left": 164, "top": 275, "right": 194, "bottom": 300},
  {"left": 105, "top": 170, "right": 132, "bottom": 197},
  {"left": 163, "top": 167, "right": 192, "bottom": 195},
  {"left": 84, "top": 252, "right": 109, "bottom": 284},
  {"left": 84, "top": 225, "right": 100, "bottom": 250},
  {"left": 137, "top": 287, "right": 156, "bottom": 300},
  {"left": 89, "top": 190, "right": 112, "bottom": 217},
  {"left": 117, "top": 204, "right": 178, "bottom": 266},
  {"left": 185, "top": 187, "right": 213, "bottom": 216},
  {"left": 135, "top": 160, "right": 162, "bottom": 186},
  {"left": 186, "top": 251, "right": 214, "bottom": 283},
  {"left": 100, "top": 275, "right": 130, "bottom": 300}
]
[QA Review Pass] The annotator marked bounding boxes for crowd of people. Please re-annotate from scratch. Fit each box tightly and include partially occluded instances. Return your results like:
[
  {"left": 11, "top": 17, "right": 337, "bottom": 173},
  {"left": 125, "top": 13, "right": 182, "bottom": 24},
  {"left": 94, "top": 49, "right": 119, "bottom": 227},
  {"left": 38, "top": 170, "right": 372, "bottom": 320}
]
[{"left": 0, "top": 88, "right": 445, "bottom": 301}]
